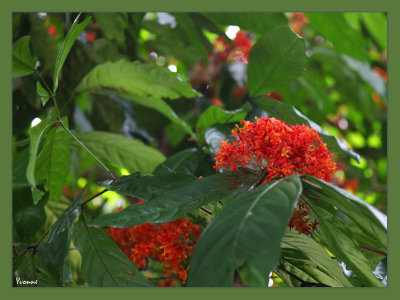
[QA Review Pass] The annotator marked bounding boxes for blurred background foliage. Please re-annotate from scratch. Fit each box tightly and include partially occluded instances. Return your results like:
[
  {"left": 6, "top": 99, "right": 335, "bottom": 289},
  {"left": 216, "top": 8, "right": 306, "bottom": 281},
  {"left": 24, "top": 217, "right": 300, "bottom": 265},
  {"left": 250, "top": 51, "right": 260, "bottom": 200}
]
[{"left": 12, "top": 12, "right": 387, "bottom": 286}]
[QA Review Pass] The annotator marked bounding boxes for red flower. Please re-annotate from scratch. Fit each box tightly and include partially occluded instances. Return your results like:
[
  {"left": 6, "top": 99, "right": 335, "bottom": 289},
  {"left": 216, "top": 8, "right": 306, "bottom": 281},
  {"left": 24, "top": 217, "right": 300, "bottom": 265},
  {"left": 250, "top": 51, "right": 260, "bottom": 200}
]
[
  {"left": 47, "top": 24, "right": 58, "bottom": 37},
  {"left": 214, "top": 116, "right": 336, "bottom": 234}
]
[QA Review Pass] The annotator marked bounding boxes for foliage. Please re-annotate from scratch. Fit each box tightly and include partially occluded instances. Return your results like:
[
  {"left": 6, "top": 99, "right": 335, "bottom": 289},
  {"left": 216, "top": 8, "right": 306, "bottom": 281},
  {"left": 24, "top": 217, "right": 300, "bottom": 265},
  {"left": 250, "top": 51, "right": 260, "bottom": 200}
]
[{"left": 12, "top": 12, "right": 387, "bottom": 287}]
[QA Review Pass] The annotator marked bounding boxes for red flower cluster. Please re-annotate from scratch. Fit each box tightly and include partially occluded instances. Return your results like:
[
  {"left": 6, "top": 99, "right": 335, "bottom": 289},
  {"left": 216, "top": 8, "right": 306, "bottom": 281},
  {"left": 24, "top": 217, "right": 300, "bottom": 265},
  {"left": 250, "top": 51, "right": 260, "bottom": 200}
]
[
  {"left": 213, "top": 31, "right": 252, "bottom": 63},
  {"left": 214, "top": 116, "right": 336, "bottom": 234},
  {"left": 289, "top": 13, "right": 310, "bottom": 35},
  {"left": 107, "top": 218, "right": 201, "bottom": 286}
]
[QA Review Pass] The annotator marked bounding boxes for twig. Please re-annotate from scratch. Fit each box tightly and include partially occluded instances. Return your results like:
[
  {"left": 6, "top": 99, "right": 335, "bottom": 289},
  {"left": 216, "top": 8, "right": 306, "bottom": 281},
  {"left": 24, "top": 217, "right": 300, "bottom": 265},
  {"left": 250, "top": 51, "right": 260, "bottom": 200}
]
[
  {"left": 200, "top": 206, "right": 212, "bottom": 216},
  {"left": 359, "top": 244, "right": 387, "bottom": 256}
]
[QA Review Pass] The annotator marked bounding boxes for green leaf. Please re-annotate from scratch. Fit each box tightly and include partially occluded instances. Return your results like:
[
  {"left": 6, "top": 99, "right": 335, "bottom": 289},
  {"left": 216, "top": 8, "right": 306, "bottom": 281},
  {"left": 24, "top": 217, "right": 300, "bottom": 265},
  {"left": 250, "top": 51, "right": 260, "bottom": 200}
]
[
  {"left": 341, "top": 54, "right": 386, "bottom": 98},
  {"left": 373, "top": 257, "right": 387, "bottom": 286},
  {"left": 76, "top": 59, "right": 198, "bottom": 100},
  {"left": 35, "top": 117, "right": 70, "bottom": 203},
  {"left": 301, "top": 179, "right": 384, "bottom": 287},
  {"left": 302, "top": 175, "right": 387, "bottom": 250},
  {"left": 196, "top": 102, "right": 251, "bottom": 138},
  {"left": 173, "top": 13, "right": 209, "bottom": 63},
  {"left": 280, "top": 230, "right": 352, "bottom": 287},
  {"left": 94, "top": 169, "right": 260, "bottom": 228},
  {"left": 48, "top": 187, "right": 85, "bottom": 244},
  {"left": 13, "top": 36, "right": 36, "bottom": 77},
  {"left": 306, "top": 13, "right": 369, "bottom": 61},
  {"left": 53, "top": 15, "right": 91, "bottom": 93},
  {"left": 187, "top": 175, "right": 302, "bottom": 287},
  {"left": 71, "top": 131, "right": 165, "bottom": 174},
  {"left": 248, "top": 26, "right": 306, "bottom": 97},
  {"left": 36, "top": 81, "right": 50, "bottom": 106},
  {"left": 202, "top": 13, "right": 288, "bottom": 34},
  {"left": 99, "top": 168, "right": 197, "bottom": 202},
  {"left": 361, "top": 13, "right": 387, "bottom": 50},
  {"left": 26, "top": 110, "right": 58, "bottom": 204},
  {"left": 94, "top": 13, "right": 129, "bottom": 46},
  {"left": 73, "top": 212, "right": 153, "bottom": 287},
  {"left": 75, "top": 59, "right": 198, "bottom": 135},
  {"left": 254, "top": 97, "right": 361, "bottom": 163},
  {"left": 204, "top": 125, "right": 234, "bottom": 155},
  {"left": 14, "top": 253, "right": 59, "bottom": 287},
  {"left": 154, "top": 147, "right": 206, "bottom": 176}
]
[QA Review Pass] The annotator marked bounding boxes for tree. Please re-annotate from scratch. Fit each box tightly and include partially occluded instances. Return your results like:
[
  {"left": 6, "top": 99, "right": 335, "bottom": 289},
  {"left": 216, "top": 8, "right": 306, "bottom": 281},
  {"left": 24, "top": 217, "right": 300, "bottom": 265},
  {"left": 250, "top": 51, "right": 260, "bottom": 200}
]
[{"left": 12, "top": 12, "right": 387, "bottom": 287}]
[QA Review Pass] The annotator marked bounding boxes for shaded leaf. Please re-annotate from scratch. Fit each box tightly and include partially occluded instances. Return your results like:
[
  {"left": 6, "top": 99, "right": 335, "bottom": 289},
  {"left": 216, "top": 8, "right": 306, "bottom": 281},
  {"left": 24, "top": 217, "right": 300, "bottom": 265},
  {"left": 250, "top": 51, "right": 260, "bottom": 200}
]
[
  {"left": 255, "top": 97, "right": 361, "bottom": 163},
  {"left": 35, "top": 117, "right": 70, "bottom": 203},
  {"left": 71, "top": 131, "right": 165, "bottom": 174},
  {"left": 187, "top": 175, "right": 302, "bottom": 287},
  {"left": 301, "top": 179, "right": 384, "bottom": 287},
  {"left": 48, "top": 187, "right": 85, "bottom": 244},
  {"left": 248, "top": 26, "right": 306, "bottom": 97},
  {"left": 12, "top": 36, "right": 36, "bottom": 77},
  {"left": 280, "top": 230, "right": 352, "bottom": 287},
  {"left": 94, "top": 169, "right": 260, "bottom": 228},
  {"left": 73, "top": 212, "right": 153, "bottom": 287},
  {"left": 53, "top": 15, "right": 91, "bottom": 92}
]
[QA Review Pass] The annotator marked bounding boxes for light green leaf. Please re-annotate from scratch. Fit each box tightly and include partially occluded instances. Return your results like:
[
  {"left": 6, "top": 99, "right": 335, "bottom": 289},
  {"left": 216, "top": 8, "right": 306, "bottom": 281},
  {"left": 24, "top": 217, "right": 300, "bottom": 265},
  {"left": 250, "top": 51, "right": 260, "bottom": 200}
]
[
  {"left": 187, "top": 175, "right": 302, "bottom": 287},
  {"left": 306, "top": 13, "right": 369, "bottom": 61},
  {"left": 13, "top": 36, "right": 36, "bottom": 77},
  {"left": 196, "top": 102, "right": 251, "bottom": 139},
  {"left": 73, "top": 212, "right": 153, "bottom": 287},
  {"left": 75, "top": 59, "right": 198, "bottom": 135},
  {"left": 37, "top": 81, "right": 51, "bottom": 106},
  {"left": 361, "top": 13, "right": 387, "bottom": 50},
  {"left": 280, "top": 230, "right": 353, "bottom": 287},
  {"left": 254, "top": 97, "right": 361, "bottom": 163},
  {"left": 204, "top": 125, "right": 234, "bottom": 155},
  {"left": 71, "top": 131, "right": 165, "bottom": 174},
  {"left": 53, "top": 15, "right": 91, "bottom": 93},
  {"left": 248, "top": 26, "right": 306, "bottom": 97},
  {"left": 76, "top": 59, "right": 199, "bottom": 100},
  {"left": 94, "top": 169, "right": 260, "bottom": 228},
  {"left": 35, "top": 117, "right": 70, "bottom": 203}
]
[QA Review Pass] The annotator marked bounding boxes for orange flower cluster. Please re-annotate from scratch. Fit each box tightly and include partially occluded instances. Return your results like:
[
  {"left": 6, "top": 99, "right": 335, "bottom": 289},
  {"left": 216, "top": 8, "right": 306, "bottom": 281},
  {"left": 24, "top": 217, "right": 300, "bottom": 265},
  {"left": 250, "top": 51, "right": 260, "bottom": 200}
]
[
  {"left": 214, "top": 116, "right": 336, "bottom": 234},
  {"left": 107, "top": 218, "right": 201, "bottom": 286}
]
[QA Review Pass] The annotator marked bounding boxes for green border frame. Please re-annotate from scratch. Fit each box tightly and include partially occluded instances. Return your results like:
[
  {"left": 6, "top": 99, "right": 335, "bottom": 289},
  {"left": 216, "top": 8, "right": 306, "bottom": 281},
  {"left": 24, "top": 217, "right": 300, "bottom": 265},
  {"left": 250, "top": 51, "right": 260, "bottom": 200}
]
[{"left": 2, "top": 0, "right": 397, "bottom": 299}]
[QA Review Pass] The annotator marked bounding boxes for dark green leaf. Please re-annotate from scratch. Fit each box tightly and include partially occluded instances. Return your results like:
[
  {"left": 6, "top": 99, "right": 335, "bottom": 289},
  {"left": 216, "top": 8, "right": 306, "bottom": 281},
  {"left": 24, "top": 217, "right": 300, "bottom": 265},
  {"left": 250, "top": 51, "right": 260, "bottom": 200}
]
[
  {"left": 71, "top": 131, "right": 165, "bottom": 174},
  {"left": 302, "top": 175, "right": 387, "bottom": 250},
  {"left": 53, "top": 15, "right": 91, "bottom": 92},
  {"left": 306, "top": 13, "right": 369, "bottom": 61},
  {"left": 36, "top": 81, "right": 50, "bottom": 106},
  {"left": 153, "top": 148, "right": 205, "bottom": 176},
  {"left": 173, "top": 13, "right": 209, "bottom": 63},
  {"left": 301, "top": 179, "right": 384, "bottom": 287},
  {"left": 12, "top": 36, "right": 36, "bottom": 77},
  {"left": 35, "top": 117, "right": 70, "bottom": 203},
  {"left": 248, "top": 26, "right": 306, "bottom": 97},
  {"left": 280, "top": 230, "right": 352, "bottom": 287},
  {"left": 187, "top": 175, "right": 302, "bottom": 287},
  {"left": 26, "top": 109, "right": 58, "bottom": 204},
  {"left": 99, "top": 168, "right": 196, "bottom": 202},
  {"left": 202, "top": 13, "right": 288, "bottom": 34},
  {"left": 73, "top": 212, "right": 153, "bottom": 287},
  {"left": 94, "top": 13, "right": 129, "bottom": 46},
  {"left": 48, "top": 187, "right": 85, "bottom": 244},
  {"left": 196, "top": 102, "right": 251, "bottom": 138},
  {"left": 255, "top": 97, "right": 361, "bottom": 163},
  {"left": 204, "top": 125, "right": 234, "bottom": 155},
  {"left": 94, "top": 169, "right": 260, "bottom": 228}
]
